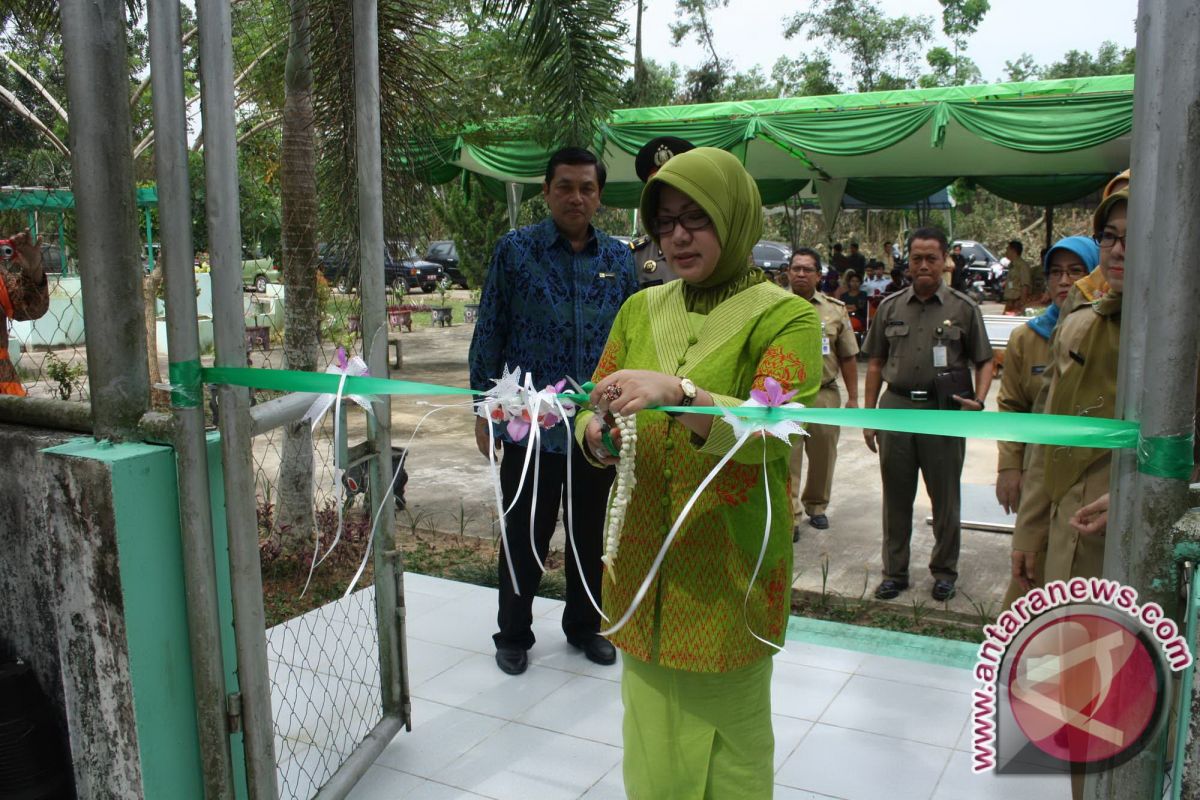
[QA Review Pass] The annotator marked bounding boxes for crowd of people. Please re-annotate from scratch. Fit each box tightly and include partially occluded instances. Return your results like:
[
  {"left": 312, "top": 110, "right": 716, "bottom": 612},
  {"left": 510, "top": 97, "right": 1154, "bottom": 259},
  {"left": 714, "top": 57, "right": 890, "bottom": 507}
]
[{"left": 464, "top": 131, "right": 1150, "bottom": 797}]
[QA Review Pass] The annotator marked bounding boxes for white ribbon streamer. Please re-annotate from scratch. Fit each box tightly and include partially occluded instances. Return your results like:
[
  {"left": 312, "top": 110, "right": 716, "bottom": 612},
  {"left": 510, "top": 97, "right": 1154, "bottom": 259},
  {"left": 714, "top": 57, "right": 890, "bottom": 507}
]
[
  {"left": 743, "top": 439, "right": 785, "bottom": 654},
  {"left": 550, "top": 394, "right": 606, "bottom": 622},
  {"left": 600, "top": 429, "right": 755, "bottom": 638},
  {"left": 343, "top": 399, "right": 476, "bottom": 598}
]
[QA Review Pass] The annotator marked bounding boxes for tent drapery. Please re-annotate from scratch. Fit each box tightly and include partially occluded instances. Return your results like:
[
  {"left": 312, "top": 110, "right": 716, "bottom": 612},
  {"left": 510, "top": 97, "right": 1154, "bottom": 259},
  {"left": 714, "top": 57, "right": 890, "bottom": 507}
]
[{"left": 407, "top": 75, "right": 1133, "bottom": 211}]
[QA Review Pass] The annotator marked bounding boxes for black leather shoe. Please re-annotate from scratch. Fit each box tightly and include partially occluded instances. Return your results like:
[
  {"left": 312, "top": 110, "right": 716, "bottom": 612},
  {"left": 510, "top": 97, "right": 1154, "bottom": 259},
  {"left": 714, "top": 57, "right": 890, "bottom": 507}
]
[
  {"left": 932, "top": 580, "right": 957, "bottom": 602},
  {"left": 808, "top": 514, "right": 829, "bottom": 530},
  {"left": 792, "top": 523, "right": 801, "bottom": 543},
  {"left": 495, "top": 646, "right": 528, "bottom": 675},
  {"left": 873, "top": 579, "right": 909, "bottom": 600},
  {"left": 570, "top": 635, "right": 617, "bottom": 666}
]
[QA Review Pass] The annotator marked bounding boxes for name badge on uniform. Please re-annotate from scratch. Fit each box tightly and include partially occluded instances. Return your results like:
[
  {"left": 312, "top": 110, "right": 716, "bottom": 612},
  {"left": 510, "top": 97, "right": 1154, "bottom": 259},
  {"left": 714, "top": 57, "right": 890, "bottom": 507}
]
[
  {"left": 821, "top": 320, "right": 832, "bottom": 355},
  {"left": 932, "top": 345, "right": 948, "bottom": 368}
]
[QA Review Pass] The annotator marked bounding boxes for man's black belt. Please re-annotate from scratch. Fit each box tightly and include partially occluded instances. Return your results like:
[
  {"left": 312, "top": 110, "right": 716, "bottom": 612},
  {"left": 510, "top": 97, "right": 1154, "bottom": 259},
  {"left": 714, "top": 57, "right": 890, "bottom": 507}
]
[
  {"left": 821, "top": 379, "right": 839, "bottom": 389},
  {"left": 887, "top": 385, "right": 934, "bottom": 402}
]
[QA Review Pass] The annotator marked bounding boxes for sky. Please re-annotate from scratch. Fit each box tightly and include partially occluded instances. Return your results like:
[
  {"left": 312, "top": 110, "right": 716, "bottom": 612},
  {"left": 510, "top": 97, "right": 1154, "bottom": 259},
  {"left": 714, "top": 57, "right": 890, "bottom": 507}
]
[{"left": 619, "top": 0, "right": 1138, "bottom": 86}]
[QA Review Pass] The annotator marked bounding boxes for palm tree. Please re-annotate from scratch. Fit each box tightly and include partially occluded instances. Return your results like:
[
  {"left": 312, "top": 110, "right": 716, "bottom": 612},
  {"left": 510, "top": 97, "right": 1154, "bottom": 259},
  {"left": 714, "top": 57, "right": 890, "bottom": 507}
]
[{"left": 269, "top": 0, "right": 626, "bottom": 547}]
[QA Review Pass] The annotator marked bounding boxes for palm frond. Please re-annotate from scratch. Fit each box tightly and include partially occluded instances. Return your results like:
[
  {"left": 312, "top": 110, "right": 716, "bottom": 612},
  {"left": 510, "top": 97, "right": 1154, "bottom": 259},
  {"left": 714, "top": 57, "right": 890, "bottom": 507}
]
[
  {"left": 310, "top": 0, "right": 452, "bottom": 251},
  {"left": 486, "top": 0, "right": 627, "bottom": 148}
]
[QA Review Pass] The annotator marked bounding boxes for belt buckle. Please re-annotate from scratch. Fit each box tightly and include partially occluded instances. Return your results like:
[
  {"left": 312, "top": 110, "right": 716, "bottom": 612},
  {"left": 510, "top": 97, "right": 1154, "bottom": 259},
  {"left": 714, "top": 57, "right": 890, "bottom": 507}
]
[{"left": 910, "top": 390, "right": 929, "bottom": 401}]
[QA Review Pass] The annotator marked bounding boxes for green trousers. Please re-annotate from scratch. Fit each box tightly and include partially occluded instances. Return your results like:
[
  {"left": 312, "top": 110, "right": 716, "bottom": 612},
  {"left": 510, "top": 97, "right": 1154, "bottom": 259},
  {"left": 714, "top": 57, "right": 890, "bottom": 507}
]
[{"left": 621, "top": 653, "right": 774, "bottom": 800}]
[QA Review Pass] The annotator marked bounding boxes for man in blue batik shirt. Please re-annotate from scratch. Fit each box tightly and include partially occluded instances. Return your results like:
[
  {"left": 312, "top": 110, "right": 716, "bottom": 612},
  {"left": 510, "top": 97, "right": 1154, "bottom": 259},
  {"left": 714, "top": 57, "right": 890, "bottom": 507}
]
[{"left": 469, "top": 147, "right": 637, "bottom": 676}]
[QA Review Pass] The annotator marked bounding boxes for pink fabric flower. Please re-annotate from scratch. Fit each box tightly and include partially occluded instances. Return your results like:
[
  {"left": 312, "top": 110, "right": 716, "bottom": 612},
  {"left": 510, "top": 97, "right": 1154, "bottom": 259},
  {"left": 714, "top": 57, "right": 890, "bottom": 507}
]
[
  {"left": 507, "top": 409, "right": 532, "bottom": 441},
  {"left": 749, "top": 376, "right": 798, "bottom": 407}
]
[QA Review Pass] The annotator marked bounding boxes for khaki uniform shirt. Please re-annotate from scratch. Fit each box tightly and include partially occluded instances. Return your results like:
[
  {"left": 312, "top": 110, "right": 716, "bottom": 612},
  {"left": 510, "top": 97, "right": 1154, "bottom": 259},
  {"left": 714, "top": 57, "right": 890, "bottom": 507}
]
[
  {"left": 630, "top": 235, "right": 677, "bottom": 288},
  {"left": 1003, "top": 255, "right": 1032, "bottom": 300},
  {"left": 807, "top": 291, "right": 859, "bottom": 385},
  {"left": 863, "top": 283, "right": 993, "bottom": 390},
  {"left": 996, "top": 324, "right": 1051, "bottom": 472}
]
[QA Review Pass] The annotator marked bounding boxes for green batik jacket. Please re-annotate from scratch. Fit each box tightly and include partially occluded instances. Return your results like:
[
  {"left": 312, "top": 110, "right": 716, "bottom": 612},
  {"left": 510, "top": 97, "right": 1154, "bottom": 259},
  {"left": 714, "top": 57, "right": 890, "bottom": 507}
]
[{"left": 576, "top": 280, "right": 821, "bottom": 672}]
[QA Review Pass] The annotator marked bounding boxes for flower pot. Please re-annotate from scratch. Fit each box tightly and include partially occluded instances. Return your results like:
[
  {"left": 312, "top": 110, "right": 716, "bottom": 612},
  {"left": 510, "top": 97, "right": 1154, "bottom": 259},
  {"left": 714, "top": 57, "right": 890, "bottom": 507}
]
[
  {"left": 464, "top": 303, "right": 481, "bottom": 324},
  {"left": 431, "top": 307, "right": 453, "bottom": 328},
  {"left": 245, "top": 325, "right": 271, "bottom": 351},
  {"left": 347, "top": 314, "right": 361, "bottom": 333}
]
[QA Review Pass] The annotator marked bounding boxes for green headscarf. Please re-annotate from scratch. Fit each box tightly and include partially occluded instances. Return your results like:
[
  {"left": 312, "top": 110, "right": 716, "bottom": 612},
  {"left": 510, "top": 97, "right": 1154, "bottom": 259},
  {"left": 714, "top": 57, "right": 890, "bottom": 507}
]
[{"left": 640, "top": 147, "right": 767, "bottom": 313}]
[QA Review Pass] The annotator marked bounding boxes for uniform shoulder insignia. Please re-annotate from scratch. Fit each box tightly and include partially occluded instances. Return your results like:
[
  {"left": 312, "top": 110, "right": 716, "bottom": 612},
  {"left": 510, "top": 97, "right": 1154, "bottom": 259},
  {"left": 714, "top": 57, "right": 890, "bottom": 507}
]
[
  {"left": 825, "top": 294, "right": 846, "bottom": 307},
  {"left": 630, "top": 234, "right": 652, "bottom": 250}
]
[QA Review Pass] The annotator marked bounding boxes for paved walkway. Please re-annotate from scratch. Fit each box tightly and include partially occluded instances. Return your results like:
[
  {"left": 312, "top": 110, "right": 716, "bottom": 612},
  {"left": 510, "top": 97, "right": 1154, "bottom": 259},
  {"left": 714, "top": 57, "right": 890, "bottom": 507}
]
[{"left": 268, "top": 573, "right": 1072, "bottom": 800}]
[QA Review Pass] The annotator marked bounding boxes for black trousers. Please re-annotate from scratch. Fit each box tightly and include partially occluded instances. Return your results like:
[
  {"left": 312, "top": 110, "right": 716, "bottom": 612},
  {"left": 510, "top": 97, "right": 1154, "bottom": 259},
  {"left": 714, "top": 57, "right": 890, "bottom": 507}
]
[{"left": 494, "top": 440, "right": 614, "bottom": 650}]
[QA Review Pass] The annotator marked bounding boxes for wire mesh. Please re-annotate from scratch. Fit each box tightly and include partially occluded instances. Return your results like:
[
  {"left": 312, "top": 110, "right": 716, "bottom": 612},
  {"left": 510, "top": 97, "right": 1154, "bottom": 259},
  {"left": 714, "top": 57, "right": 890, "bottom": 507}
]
[{"left": 1, "top": 194, "right": 91, "bottom": 403}]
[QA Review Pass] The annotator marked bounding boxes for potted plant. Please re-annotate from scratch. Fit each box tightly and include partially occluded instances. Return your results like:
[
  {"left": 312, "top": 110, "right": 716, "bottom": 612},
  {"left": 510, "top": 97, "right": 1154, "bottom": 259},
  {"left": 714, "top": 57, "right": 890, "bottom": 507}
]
[
  {"left": 431, "top": 277, "right": 454, "bottom": 327},
  {"left": 464, "top": 287, "right": 482, "bottom": 324}
]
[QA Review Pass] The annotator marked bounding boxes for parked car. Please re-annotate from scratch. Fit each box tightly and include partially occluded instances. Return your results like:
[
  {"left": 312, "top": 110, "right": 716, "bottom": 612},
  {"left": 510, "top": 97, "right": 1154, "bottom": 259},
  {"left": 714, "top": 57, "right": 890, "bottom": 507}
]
[
  {"left": 390, "top": 241, "right": 443, "bottom": 293},
  {"left": 241, "top": 247, "right": 281, "bottom": 292},
  {"left": 319, "top": 241, "right": 444, "bottom": 294},
  {"left": 423, "top": 240, "right": 469, "bottom": 289},
  {"left": 752, "top": 240, "right": 792, "bottom": 274}
]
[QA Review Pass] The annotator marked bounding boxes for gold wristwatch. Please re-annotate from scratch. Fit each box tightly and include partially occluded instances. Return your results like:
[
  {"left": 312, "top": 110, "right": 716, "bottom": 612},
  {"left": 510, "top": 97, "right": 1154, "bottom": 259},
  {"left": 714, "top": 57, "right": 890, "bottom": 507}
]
[{"left": 679, "top": 377, "right": 698, "bottom": 407}]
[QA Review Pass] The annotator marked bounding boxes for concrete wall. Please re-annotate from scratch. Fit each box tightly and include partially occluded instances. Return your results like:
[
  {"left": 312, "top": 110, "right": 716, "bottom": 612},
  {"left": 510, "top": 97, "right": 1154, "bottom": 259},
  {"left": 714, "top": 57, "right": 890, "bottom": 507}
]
[
  {"left": 0, "top": 424, "right": 137, "bottom": 796},
  {"left": 0, "top": 425, "right": 224, "bottom": 798}
]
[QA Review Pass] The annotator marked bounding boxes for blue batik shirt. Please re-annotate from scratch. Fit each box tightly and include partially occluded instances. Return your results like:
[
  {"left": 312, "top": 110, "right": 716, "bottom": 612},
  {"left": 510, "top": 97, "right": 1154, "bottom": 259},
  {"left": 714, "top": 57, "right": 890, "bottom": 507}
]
[{"left": 469, "top": 217, "right": 638, "bottom": 453}]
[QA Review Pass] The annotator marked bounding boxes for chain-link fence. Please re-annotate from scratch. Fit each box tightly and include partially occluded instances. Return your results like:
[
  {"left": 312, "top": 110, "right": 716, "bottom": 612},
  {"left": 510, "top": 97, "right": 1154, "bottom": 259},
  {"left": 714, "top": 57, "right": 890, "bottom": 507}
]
[{"left": 1, "top": 192, "right": 89, "bottom": 403}]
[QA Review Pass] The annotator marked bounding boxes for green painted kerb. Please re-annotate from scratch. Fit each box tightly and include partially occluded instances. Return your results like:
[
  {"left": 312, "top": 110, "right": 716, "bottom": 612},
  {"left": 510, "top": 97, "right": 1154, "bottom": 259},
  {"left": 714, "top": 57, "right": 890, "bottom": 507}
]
[
  {"left": 42, "top": 438, "right": 206, "bottom": 799},
  {"left": 786, "top": 615, "right": 979, "bottom": 670}
]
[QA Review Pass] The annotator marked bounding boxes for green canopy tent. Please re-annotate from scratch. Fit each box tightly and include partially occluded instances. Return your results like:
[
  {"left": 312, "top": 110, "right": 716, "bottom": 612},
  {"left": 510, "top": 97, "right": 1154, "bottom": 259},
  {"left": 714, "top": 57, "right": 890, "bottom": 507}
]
[
  {"left": 0, "top": 186, "right": 160, "bottom": 271},
  {"left": 410, "top": 75, "right": 1133, "bottom": 229}
]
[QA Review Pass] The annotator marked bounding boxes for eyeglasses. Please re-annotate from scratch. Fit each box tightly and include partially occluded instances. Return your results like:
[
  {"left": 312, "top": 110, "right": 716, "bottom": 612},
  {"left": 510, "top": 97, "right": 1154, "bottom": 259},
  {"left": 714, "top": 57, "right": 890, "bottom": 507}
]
[
  {"left": 1094, "top": 231, "right": 1127, "bottom": 249},
  {"left": 651, "top": 210, "right": 712, "bottom": 236},
  {"left": 1047, "top": 266, "right": 1089, "bottom": 280}
]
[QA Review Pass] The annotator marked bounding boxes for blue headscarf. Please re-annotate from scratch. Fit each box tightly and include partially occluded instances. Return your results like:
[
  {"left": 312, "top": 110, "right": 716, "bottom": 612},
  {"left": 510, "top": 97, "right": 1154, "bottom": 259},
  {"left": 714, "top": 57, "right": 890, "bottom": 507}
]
[{"left": 1027, "top": 236, "right": 1102, "bottom": 340}]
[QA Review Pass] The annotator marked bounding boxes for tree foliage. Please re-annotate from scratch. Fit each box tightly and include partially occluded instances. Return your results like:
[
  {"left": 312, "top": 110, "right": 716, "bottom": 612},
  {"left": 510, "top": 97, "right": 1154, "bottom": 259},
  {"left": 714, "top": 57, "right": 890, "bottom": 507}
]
[
  {"left": 1043, "top": 41, "right": 1135, "bottom": 79},
  {"left": 783, "top": 0, "right": 934, "bottom": 92}
]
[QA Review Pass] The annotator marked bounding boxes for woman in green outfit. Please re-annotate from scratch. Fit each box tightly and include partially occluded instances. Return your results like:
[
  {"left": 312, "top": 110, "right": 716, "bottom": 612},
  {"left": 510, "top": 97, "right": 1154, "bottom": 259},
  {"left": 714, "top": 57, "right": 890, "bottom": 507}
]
[{"left": 575, "top": 147, "right": 821, "bottom": 798}]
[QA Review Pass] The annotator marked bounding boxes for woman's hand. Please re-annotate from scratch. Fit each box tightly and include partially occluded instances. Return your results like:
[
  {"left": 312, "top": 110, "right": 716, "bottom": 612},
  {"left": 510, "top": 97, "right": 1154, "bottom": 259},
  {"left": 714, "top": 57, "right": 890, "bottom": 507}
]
[
  {"left": 583, "top": 415, "right": 620, "bottom": 466},
  {"left": 1070, "top": 493, "right": 1109, "bottom": 536},
  {"left": 590, "top": 369, "right": 683, "bottom": 415},
  {"left": 996, "top": 469, "right": 1023, "bottom": 514}
]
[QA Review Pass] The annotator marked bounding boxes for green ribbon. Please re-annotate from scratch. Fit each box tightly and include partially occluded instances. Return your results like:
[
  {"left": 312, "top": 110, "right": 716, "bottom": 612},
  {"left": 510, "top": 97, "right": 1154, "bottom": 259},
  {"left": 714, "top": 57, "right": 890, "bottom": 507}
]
[
  {"left": 202, "top": 366, "right": 476, "bottom": 398},
  {"left": 201, "top": 366, "right": 1145, "bottom": 449},
  {"left": 168, "top": 359, "right": 203, "bottom": 408},
  {"left": 1138, "top": 434, "right": 1195, "bottom": 480}
]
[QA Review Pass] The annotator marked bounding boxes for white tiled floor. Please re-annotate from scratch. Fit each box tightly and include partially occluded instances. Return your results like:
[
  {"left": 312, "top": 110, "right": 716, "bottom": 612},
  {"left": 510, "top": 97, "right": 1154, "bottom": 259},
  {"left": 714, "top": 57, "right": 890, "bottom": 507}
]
[{"left": 282, "top": 573, "right": 1074, "bottom": 800}]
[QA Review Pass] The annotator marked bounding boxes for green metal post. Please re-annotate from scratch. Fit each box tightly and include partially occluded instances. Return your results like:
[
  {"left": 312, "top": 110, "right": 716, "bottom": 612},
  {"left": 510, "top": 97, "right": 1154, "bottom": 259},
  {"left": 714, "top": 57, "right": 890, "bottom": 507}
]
[
  {"left": 57, "top": 214, "right": 67, "bottom": 273},
  {"left": 144, "top": 208, "right": 155, "bottom": 270},
  {"left": 1172, "top": 559, "right": 1198, "bottom": 800}
]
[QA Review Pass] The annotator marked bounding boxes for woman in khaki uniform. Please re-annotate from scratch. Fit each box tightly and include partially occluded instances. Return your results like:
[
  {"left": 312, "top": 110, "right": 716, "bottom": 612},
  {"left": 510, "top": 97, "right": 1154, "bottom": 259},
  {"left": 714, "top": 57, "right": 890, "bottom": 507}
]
[
  {"left": 997, "top": 236, "right": 1099, "bottom": 608},
  {"left": 1011, "top": 191, "right": 1127, "bottom": 591}
]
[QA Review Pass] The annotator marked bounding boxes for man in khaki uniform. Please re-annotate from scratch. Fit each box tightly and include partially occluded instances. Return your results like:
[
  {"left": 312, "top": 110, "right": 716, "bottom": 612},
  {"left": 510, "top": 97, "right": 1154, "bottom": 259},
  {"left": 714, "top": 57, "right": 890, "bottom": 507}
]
[
  {"left": 862, "top": 227, "right": 994, "bottom": 602},
  {"left": 1002, "top": 239, "right": 1032, "bottom": 312},
  {"left": 786, "top": 248, "right": 859, "bottom": 538},
  {"left": 997, "top": 236, "right": 1098, "bottom": 609}
]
